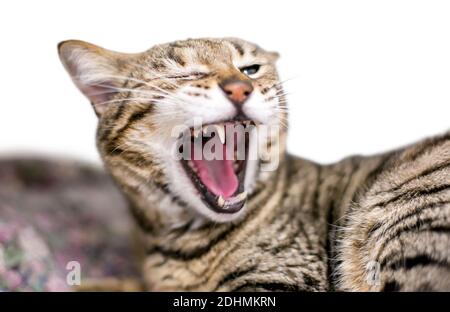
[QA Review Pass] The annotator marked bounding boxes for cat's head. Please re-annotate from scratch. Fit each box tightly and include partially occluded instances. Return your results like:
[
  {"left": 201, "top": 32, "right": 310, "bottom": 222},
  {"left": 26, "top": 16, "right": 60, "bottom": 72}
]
[{"left": 58, "top": 38, "right": 287, "bottom": 223}]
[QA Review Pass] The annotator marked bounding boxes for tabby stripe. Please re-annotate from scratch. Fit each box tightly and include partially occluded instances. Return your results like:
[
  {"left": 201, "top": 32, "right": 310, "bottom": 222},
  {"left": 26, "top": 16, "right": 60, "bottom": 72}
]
[
  {"left": 268, "top": 220, "right": 310, "bottom": 255},
  {"left": 270, "top": 173, "right": 314, "bottom": 253},
  {"left": 213, "top": 265, "right": 258, "bottom": 291},
  {"left": 146, "top": 224, "right": 236, "bottom": 261},
  {"left": 386, "top": 254, "right": 450, "bottom": 271},
  {"left": 378, "top": 226, "right": 450, "bottom": 267},
  {"left": 389, "top": 158, "right": 450, "bottom": 194},
  {"left": 191, "top": 205, "right": 312, "bottom": 288},
  {"left": 98, "top": 77, "right": 136, "bottom": 141},
  {"left": 107, "top": 104, "right": 155, "bottom": 153},
  {"left": 148, "top": 180, "right": 273, "bottom": 262},
  {"left": 363, "top": 153, "right": 397, "bottom": 188},
  {"left": 146, "top": 166, "right": 281, "bottom": 283},
  {"left": 170, "top": 219, "right": 195, "bottom": 239},
  {"left": 113, "top": 104, "right": 154, "bottom": 140},
  {"left": 145, "top": 176, "right": 265, "bottom": 236},
  {"left": 376, "top": 140, "right": 450, "bottom": 196},
  {"left": 302, "top": 273, "right": 323, "bottom": 288},
  {"left": 312, "top": 165, "right": 322, "bottom": 219},
  {"left": 129, "top": 204, "right": 154, "bottom": 233},
  {"left": 230, "top": 42, "right": 245, "bottom": 56},
  {"left": 374, "top": 182, "right": 450, "bottom": 209},
  {"left": 298, "top": 221, "right": 313, "bottom": 251},
  {"left": 381, "top": 281, "right": 401, "bottom": 292},
  {"left": 367, "top": 200, "right": 450, "bottom": 240},
  {"left": 114, "top": 150, "right": 155, "bottom": 167},
  {"left": 164, "top": 170, "right": 284, "bottom": 291},
  {"left": 231, "top": 282, "right": 307, "bottom": 292},
  {"left": 403, "top": 133, "right": 450, "bottom": 164},
  {"left": 126, "top": 184, "right": 193, "bottom": 234},
  {"left": 345, "top": 153, "right": 396, "bottom": 215},
  {"left": 167, "top": 47, "right": 186, "bottom": 66}
]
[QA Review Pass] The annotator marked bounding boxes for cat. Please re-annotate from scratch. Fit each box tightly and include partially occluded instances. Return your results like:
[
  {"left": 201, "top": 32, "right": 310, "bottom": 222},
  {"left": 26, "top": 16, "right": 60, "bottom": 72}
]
[{"left": 56, "top": 37, "right": 450, "bottom": 291}]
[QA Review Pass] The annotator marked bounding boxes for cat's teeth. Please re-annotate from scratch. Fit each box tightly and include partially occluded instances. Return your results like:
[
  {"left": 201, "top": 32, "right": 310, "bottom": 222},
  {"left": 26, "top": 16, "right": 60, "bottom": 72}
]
[
  {"left": 235, "top": 191, "right": 247, "bottom": 202},
  {"left": 217, "top": 192, "right": 247, "bottom": 209},
  {"left": 217, "top": 196, "right": 225, "bottom": 207},
  {"left": 202, "top": 126, "right": 209, "bottom": 135},
  {"left": 214, "top": 124, "right": 226, "bottom": 144}
]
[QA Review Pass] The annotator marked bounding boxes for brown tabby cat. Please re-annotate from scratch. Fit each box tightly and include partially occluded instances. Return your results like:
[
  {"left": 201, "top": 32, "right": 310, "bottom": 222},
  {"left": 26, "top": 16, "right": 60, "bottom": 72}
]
[{"left": 58, "top": 37, "right": 450, "bottom": 291}]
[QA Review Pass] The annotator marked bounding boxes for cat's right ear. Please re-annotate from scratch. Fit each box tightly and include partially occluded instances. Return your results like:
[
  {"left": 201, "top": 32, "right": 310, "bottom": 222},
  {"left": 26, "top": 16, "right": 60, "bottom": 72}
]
[{"left": 58, "top": 40, "right": 131, "bottom": 116}]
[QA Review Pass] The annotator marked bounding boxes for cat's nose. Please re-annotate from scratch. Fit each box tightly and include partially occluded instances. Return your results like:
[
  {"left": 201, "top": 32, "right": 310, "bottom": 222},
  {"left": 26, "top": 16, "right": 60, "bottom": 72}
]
[{"left": 219, "top": 79, "right": 253, "bottom": 105}]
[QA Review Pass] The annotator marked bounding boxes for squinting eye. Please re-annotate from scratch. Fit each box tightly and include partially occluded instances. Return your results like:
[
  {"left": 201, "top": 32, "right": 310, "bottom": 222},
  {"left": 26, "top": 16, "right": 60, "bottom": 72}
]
[{"left": 240, "top": 64, "right": 261, "bottom": 76}]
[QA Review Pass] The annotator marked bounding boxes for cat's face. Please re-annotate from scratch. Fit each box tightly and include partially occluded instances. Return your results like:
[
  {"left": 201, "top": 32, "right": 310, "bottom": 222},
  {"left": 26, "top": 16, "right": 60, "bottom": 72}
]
[{"left": 59, "top": 38, "right": 287, "bottom": 223}]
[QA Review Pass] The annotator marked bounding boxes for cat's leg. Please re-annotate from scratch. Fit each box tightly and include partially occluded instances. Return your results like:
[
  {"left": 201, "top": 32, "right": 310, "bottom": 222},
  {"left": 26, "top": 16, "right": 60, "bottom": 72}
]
[{"left": 335, "top": 132, "right": 450, "bottom": 291}]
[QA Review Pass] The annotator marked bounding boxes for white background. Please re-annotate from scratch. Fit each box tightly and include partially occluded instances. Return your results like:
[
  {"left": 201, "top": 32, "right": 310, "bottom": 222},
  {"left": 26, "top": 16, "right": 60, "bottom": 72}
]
[{"left": 0, "top": 0, "right": 449, "bottom": 164}]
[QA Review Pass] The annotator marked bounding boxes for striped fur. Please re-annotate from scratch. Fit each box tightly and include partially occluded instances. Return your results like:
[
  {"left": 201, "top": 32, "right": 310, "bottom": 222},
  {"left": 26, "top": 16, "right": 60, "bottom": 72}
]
[{"left": 58, "top": 38, "right": 450, "bottom": 291}]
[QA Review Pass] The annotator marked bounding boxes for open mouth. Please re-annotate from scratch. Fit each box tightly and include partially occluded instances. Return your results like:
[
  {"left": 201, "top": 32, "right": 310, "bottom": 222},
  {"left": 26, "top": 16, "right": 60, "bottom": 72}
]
[{"left": 179, "top": 120, "right": 255, "bottom": 214}]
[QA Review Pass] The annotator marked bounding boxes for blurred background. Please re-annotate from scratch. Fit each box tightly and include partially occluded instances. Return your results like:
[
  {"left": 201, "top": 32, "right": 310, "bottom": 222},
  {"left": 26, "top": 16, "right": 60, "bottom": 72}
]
[{"left": 0, "top": 0, "right": 449, "bottom": 164}]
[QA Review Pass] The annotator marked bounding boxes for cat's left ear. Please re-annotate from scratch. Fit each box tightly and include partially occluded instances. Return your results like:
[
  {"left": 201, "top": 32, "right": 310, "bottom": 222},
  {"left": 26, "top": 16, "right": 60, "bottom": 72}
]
[{"left": 58, "top": 40, "right": 134, "bottom": 116}]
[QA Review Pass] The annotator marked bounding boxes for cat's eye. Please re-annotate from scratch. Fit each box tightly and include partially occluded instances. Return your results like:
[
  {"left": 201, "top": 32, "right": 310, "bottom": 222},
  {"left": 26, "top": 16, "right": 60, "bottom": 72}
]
[{"left": 240, "top": 64, "right": 261, "bottom": 76}]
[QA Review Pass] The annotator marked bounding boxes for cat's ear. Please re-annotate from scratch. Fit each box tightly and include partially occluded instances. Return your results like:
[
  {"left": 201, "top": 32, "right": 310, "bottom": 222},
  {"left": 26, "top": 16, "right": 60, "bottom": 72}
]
[{"left": 58, "top": 40, "right": 131, "bottom": 116}]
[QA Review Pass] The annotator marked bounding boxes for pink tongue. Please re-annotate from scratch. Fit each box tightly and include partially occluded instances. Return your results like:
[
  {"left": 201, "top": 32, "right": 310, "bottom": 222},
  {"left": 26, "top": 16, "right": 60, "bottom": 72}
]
[{"left": 191, "top": 144, "right": 238, "bottom": 199}]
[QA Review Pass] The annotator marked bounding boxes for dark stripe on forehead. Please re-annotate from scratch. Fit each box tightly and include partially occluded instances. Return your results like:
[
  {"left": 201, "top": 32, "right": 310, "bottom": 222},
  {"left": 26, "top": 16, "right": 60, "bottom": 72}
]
[
  {"left": 230, "top": 41, "right": 245, "bottom": 56},
  {"left": 170, "top": 40, "right": 195, "bottom": 48},
  {"left": 167, "top": 47, "right": 186, "bottom": 66},
  {"left": 150, "top": 59, "right": 167, "bottom": 70}
]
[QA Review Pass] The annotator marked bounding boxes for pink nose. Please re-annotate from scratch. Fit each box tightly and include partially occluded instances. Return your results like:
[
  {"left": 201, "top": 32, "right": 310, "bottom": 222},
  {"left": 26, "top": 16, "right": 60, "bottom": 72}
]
[{"left": 220, "top": 79, "right": 254, "bottom": 105}]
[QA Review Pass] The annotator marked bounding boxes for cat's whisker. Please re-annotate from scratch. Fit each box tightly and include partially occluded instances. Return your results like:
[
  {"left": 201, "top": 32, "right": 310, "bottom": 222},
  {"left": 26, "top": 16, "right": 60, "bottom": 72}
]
[
  {"left": 86, "top": 88, "right": 165, "bottom": 99},
  {"left": 273, "top": 103, "right": 289, "bottom": 109},
  {"left": 273, "top": 75, "right": 299, "bottom": 87},
  {"left": 275, "top": 91, "right": 291, "bottom": 98},
  {"left": 75, "top": 74, "right": 149, "bottom": 89},
  {"left": 128, "top": 62, "right": 191, "bottom": 86},
  {"left": 89, "top": 74, "right": 182, "bottom": 99},
  {"left": 95, "top": 97, "right": 155, "bottom": 107},
  {"left": 276, "top": 100, "right": 289, "bottom": 107},
  {"left": 274, "top": 90, "right": 290, "bottom": 97},
  {"left": 90, "top": 82, "right": 188, "bottom": 106}
]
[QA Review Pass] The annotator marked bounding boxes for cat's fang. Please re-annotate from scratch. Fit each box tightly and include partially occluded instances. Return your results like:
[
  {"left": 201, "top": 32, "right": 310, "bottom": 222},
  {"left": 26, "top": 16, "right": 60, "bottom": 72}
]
[{"left": 217, "top": 196, "right": 225, "bottom": 207}]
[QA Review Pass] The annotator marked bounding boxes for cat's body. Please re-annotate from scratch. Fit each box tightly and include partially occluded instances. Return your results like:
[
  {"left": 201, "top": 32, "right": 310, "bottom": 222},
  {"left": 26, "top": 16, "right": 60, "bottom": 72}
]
[
  {"left": 22, "top": 36, "right": 446, "bottom": 292},
  {"left": 128, "top": 132, "right": 449, "bottom": 291}
]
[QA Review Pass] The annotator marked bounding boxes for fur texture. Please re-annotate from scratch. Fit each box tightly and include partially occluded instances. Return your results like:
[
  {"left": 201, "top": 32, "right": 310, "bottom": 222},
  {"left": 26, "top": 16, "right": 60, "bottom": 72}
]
[{"left": 56, "top": 37, "right": 450, "bottom": 291}]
